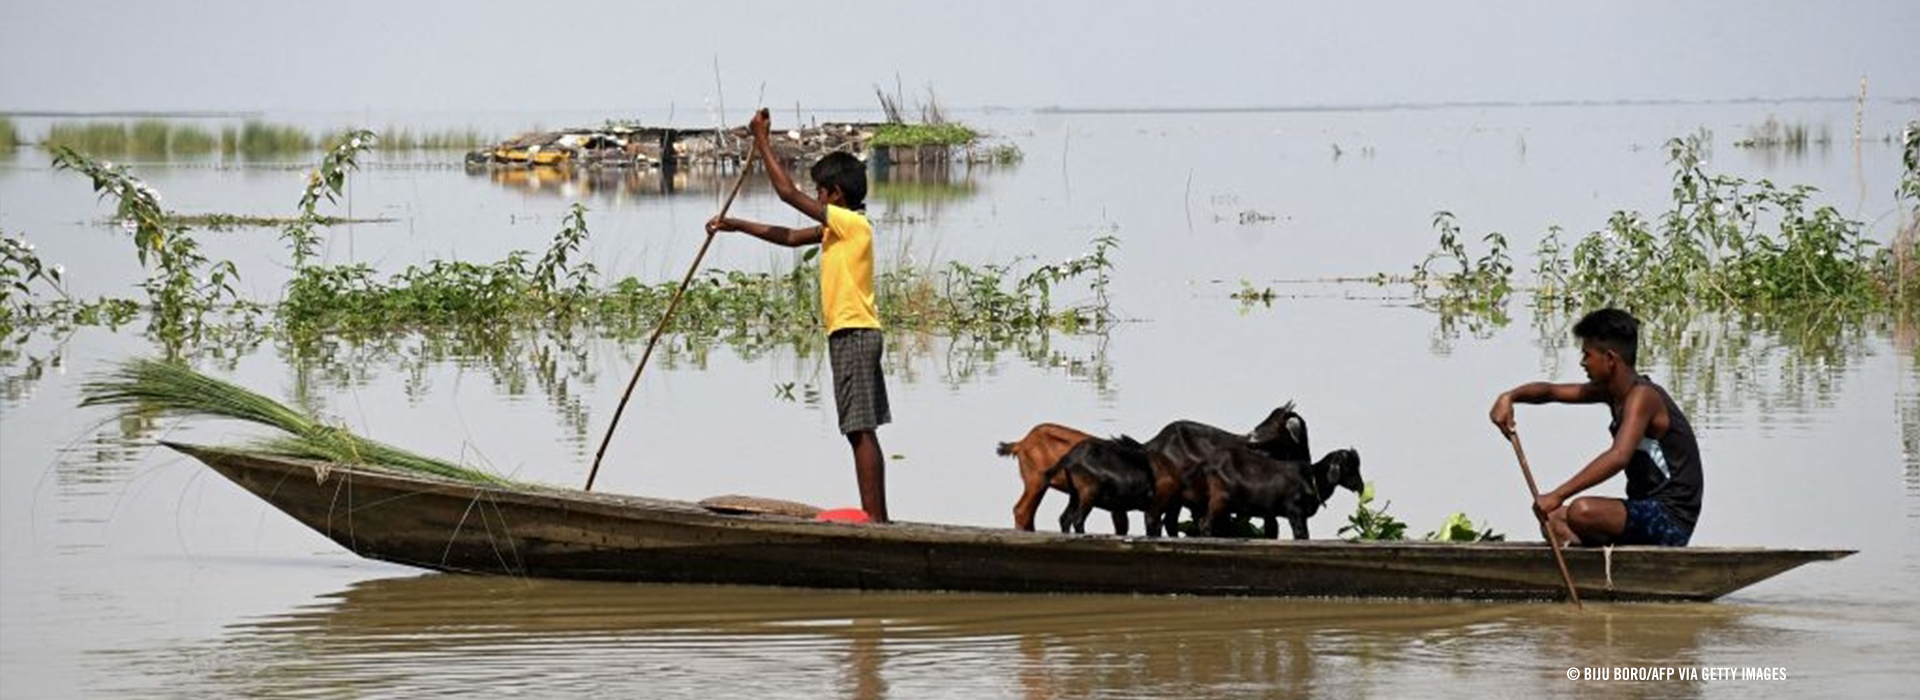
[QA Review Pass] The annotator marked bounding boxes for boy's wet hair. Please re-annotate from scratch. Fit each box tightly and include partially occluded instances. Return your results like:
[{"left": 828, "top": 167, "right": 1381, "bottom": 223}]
[
  {"left": 809, "top": 151, "right": 867, "bottom": 211},
  {"left": 1573, "top": 308, "right": 1639, "bottom": 366}
]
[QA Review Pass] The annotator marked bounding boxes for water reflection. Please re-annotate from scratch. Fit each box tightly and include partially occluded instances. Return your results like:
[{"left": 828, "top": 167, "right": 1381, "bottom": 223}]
[
  {"left": 468, "top": 159, "right": 1003, "bottom": 223},
  {"left": 109, "top": 574, "right": 1772, "bottom": 700},
  {"left": 1895, "top": 315, "right": 1920, "bottom": 507},
  {"left": 469, "top": 161, "right": 736, "bottom": 199}
]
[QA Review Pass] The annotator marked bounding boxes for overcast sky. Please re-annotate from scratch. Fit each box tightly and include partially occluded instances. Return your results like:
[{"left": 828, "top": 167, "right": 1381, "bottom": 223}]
[{"left": 3, "top": 0, "right": 1915, "bottom": 117}]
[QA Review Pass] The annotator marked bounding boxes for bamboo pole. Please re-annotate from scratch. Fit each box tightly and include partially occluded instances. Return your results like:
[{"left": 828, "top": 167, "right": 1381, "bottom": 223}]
[
  {"left": 585, "top": 148, "right": 758, "bottom": 492},
  {"left": 1506, "top": 429, "right": 1584, "bottom": 608}
]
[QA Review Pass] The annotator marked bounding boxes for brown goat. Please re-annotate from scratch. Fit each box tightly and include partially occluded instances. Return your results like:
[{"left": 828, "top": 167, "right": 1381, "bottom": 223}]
[{"left": 996, "top": 423, "right": 1129, "bottom": 533}]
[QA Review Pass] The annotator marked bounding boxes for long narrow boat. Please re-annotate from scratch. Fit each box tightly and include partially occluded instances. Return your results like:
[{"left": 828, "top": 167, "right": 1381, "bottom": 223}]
[{"left": 167, "top": 442, "right": 1852, "bottom": 602}]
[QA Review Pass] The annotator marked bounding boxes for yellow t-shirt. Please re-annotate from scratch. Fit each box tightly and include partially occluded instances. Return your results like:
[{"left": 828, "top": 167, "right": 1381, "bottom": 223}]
[{"left": 820, "top": 205, "right": 881, "bottom": 333}]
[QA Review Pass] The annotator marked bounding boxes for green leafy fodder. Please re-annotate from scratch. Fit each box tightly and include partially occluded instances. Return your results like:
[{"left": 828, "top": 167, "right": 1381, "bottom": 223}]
[
  {"left": 1339, "top": 483, "right": 1506, "bottom": 543},
  {"left": 1339, "top": 482, "right": 1408, "bottom": 541},
  {"left": 1424, "top": 512, "right": 1506, "bottom": 543},
  {"left": 79, "top": 358, "right": 509, "bottom": 485}
]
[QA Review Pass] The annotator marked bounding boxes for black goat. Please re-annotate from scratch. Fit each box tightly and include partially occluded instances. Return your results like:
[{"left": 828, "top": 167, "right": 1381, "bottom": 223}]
[
  {"left": 1044, "top": 435, "right": 1155, "bottom": 534},
  {"left": 1199, "top": 447, "right": 1363, "bottom": 539},
  {"left": 1144, "top": 402, "right": 1310, "bottom": 537}
]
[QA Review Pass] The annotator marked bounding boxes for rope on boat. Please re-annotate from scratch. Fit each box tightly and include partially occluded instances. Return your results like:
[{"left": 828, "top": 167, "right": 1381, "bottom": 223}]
[{"left": 1603, "top": 545, "right": 1615, "bottom": 590}]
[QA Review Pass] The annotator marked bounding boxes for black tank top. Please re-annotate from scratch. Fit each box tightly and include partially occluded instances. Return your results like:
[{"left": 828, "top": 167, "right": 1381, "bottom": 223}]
[{"left": 1607, "top": 376, "right": 1704, "bottom": 530}]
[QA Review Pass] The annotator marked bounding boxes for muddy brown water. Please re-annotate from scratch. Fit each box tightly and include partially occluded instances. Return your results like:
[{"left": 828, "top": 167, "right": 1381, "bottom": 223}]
[{"left": 3, "top": 103, "right": 1917, "bottom": 697}]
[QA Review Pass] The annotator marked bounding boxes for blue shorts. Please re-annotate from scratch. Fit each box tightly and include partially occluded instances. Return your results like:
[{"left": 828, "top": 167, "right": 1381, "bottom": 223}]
[{"left": 1620, "top": 499, "right": 1692, "bottom": 546}]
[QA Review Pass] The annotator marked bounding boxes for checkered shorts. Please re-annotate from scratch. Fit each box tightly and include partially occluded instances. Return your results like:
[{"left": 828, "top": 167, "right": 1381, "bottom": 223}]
[{"left": 828, "top": 328, "right": 890, "bottom": 434}]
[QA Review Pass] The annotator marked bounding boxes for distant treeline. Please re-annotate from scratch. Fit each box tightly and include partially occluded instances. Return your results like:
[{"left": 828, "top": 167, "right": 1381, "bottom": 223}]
[{"left": 22, "top": 119, "right": 491, "bottom": 157}]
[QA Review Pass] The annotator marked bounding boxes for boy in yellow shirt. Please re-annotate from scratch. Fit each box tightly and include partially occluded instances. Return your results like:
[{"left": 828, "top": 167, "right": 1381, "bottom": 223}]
[{"left": 707, "top": 108, "right": 891, "bottom": 522}]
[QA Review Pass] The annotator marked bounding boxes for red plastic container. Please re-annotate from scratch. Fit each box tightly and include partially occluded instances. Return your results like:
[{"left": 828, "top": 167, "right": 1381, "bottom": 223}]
[{"left": 814, "top": 508, "right": 873, "bottom": 524}]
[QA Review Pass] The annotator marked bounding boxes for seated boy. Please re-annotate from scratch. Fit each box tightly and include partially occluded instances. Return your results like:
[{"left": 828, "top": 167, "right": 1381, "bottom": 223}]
[{"left": 1488, "top": 308, "right": 1702, "bottom": 546}]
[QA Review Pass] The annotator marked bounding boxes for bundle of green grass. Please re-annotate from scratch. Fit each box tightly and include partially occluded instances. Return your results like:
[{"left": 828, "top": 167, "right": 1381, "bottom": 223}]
[{"left": 81, "top": 358, "right": 510, "bottom": 486}]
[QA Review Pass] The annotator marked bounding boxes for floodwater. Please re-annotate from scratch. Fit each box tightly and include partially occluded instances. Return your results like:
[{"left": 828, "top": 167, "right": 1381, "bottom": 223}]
[{"left": 3, "top": 102, "right": 1918, "bottom": 698}]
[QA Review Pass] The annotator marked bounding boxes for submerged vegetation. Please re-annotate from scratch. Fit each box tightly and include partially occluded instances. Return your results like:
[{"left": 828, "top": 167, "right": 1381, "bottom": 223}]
[
  {"left": 1404, "top": 127, "right": 1920, "bottom": 320},
  {"left": 7, "top": 123, "right": 1112, "bottom": 466},
  {"left": 1390, "top": 124, "right": 1920, "bottom": 414},
  {"left": 1734, "top": 116, "right": 1830, "bottom": 151},
  {"left": 11, "top": 127, "right": 1116, "bottom": 361},
  {"left": 51, "top": 147, "right": 244, "bottom": 344},
  {"left": 165, "top": 213, "right": 391, "bottom": 231},
  {"left": 35, "top": 119, "right": 491, "bottom": 157},
  {"left": 0, "top": 116, "right": 17, "bottom": 153}
]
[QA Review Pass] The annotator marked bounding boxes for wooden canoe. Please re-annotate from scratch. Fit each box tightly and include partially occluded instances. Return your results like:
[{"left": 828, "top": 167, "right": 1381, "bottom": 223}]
[{"left": 166, "top": 442, "right": 1853, "bottom": 602}]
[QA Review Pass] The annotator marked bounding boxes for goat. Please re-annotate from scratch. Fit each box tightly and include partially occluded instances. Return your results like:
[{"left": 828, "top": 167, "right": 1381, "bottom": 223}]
[
  {"left": 1043, "top": 435, "right": 1155, "bottom": 534},
  {"left": 1199, "top": 447, "right": 1363, "bottom": 539},
  {"left": 1143, "top": 402, "right": 1311, "bottom": 537},
  {"left": 998, "top": 423, "right": 1133, "bottom": 532}
]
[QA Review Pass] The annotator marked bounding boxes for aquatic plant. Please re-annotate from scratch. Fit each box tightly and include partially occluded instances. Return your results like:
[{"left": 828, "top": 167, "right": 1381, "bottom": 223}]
[
  {"left": 129, "top": 120, "right": 172, "bottom": 156},
  {"left": 282, "top": 202, "right": 604, "bottom": 330},
  {"left": 376, "top": 126, "right": 492, "bottom": 150},
  {"left": 283, "top": 130, "right": 375, "bottom": 269},
  {"left": 51, "top": 148, "right": 242, "bottom": 344},
  {"left": 80, "top": 358, "right": 509, "bottom": 485},
  {"left": 1232, "top": 279, "right": 1276, "bottom": 308},
  {"left": 984, "top": 143, "right": 1023, "bottom": 164},
  {"left": 870, "top": 123, "right": 978, "bottom": 148},
  {"left": 1402, "top": 212, "right": 1515, "bottom": 337},
  {"left": 44, "top": 122, "right": 129, "bottom": 155},
  {"left": 1886, "top": 121, "right": 1920, "bottom": 303},
  {"left": 168, "top": 212, "right": 387, "bottom": 231},
  {"left": 1535, "top": 133, "right": 1884, "bottom": 309},
  {"left": 0, "top": 116, "right": 16, "bottom": 153},
  {"left": 168, "top": 123, "right": 217, "bottom": 153},
  {"left": 1410, "top": 132, "right": 1906, "bottom": 315},
  {"left": 233, "top": 121, "right": 315, "bottom": 157},
  {"left": 284, "top": 206, "right": 1119, "bottom": 346},
  {"left": 531, "top": 203, "right": 598, "bottom": 305},
  {"left": 1, "top": 232, "right": 67, "bottom": 330},
  {"left": 1734, "top": 116, "right": 1829, "bottom": 151}
]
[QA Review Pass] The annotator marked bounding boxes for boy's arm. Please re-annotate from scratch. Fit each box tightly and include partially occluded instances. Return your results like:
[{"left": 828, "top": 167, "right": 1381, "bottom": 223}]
[
  {"left": 706, "top": 216, "right": 822, "bottom": 247},
  {"left": 1489, "top": 381, "right": 1606, "bottom": 435},
  {"left": 749, "top": 109, "right": 829, "bottom": 224},
  {"left": 1535, "top": 385, "right": 1660, "bottom": 514}
]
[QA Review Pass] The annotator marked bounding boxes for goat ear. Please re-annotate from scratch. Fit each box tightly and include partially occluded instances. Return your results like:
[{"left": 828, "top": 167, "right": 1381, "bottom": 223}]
[{"left": 1285, "top": 416, "right": 1306, "bottom": 443}]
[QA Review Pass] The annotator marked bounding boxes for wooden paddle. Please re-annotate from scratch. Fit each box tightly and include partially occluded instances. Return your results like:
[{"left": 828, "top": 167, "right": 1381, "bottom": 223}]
[
  {"left": 1505, "top": 429, "right": 1583, "bottom": 608},
  {"left": 584, "top": 146, "right": 759, "bottom": 492}
]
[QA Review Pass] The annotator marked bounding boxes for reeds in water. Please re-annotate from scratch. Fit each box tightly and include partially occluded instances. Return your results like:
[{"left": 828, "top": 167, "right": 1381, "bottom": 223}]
[
  {"left": 377, "top": 126, "right": 492, "bottom": 150},
  {"left": 43, "top": 120, "right": 227, "bottom": 157}
]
